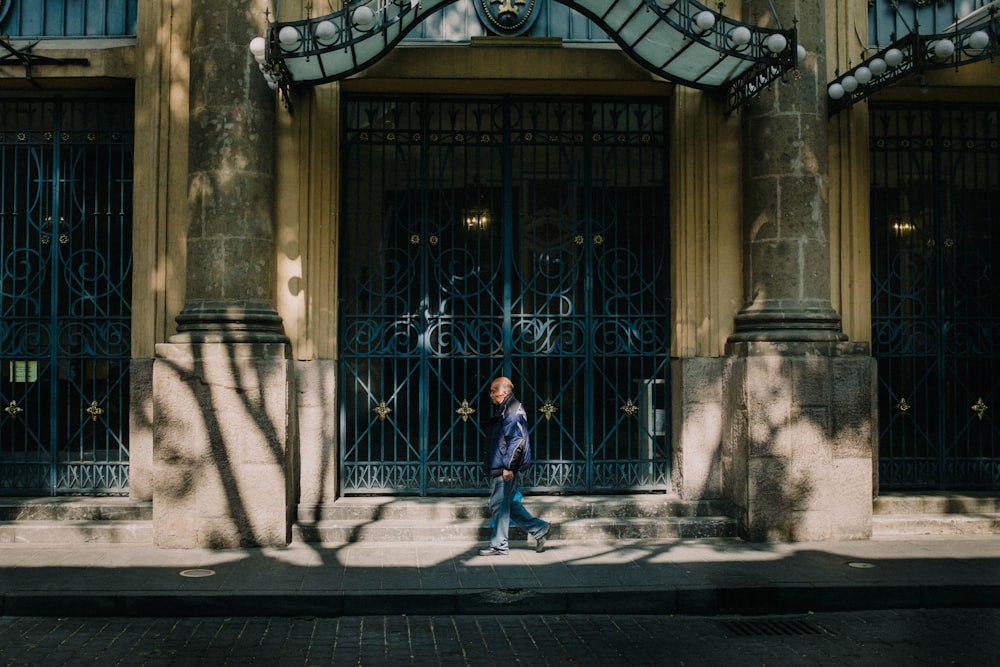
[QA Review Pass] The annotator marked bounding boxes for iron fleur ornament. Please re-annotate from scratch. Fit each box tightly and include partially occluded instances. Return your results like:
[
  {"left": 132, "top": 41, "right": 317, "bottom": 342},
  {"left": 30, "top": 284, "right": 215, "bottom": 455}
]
[
  {"left": 5, "top": 400, "right": 23, "bottom": 420},
  {"left": 374, "top": 400, "right": 392, "bottom": 422},
  {"left": 456, "top": 400, "right": 476, "bottom": 423}
]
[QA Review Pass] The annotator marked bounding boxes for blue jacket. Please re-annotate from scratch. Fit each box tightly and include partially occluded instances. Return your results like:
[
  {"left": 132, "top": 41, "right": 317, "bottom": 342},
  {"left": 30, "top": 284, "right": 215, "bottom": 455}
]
[{"left": 484, "top": 394, "right": 531, "bottom": 476}]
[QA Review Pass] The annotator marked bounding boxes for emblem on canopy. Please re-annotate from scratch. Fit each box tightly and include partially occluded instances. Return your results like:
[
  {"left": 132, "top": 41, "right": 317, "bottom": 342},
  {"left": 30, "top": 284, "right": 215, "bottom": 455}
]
[{"left": 474, "top": 0, "right": 541, "bottom": 37}]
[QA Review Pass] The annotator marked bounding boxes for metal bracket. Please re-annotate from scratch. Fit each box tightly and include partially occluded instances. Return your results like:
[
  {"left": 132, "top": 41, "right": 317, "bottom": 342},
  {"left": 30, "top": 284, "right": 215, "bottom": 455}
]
[{"left": 0, "top": 37, "right": 90, "bottom": 84}]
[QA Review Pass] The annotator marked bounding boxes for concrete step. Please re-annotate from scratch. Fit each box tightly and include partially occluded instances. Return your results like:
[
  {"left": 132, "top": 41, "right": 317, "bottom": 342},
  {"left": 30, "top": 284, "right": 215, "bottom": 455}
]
[
  {"left": 872, "top": 492, "right": 1000, "bottom": 537},
  {"left": 297, "top": 495, "right": 730, "bottom": 522},
  {"left": 872, "top": 513, "right": 1000, "bottom": 537},
  {"left": 0, "top": 519, "right": 153, "bottom": 544},
  {"left": 293, "top": 495, "right": 737, "bottom": 544},
  {"left": 874, "top": 492, "right": 999, "bottom": 515},
  {"left": 293, "top": 516, "right": 738, "bottom": 544},
  {"left": 0, "top": 498, "right": 153, "bottom": 545},
  {"left": 0, "top": 497, "right": 153, "bottom": 521}
]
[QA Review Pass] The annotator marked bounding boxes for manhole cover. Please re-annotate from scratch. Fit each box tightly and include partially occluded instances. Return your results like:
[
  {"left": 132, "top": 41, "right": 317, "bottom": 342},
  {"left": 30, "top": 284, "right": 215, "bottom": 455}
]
[{"left": 179, "top": 569, "right": 216, "bottom": 578}]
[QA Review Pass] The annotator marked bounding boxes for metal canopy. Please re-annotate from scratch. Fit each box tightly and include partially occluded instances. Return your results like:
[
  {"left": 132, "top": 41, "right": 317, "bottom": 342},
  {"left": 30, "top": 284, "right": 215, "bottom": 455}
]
[
  {"left": 827, "top": 2, "right": 999, "bottom": 116},
  {"left": 253, "top": 0, "right": 797, "bottom": 112}
]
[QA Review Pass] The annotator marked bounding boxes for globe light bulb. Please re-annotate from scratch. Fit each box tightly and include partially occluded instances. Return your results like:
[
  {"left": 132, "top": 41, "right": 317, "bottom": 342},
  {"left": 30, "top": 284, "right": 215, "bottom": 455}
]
[
  {"left": 278, "top": 26, "right": 301, "bottom": 47},
  {"left": 868, "top": 58, "right": 887, "bottom": 76},
  {"left": 354, "top": 6, "right": 375, "bottom": 27},
  {"left": 932, "top": 39, "right": 955, "bottom": 60},
  {"left": 854, "top": 66, "right": 872, "bottom": 85},
  {"left": 315, "top": 20, "right": 337, "bottom": 42},
  {"left": 766, "top": 33, "right": 788, "bottom": 54},
  {"left": 967, "top": 30, "right": 990, "bottom": 51},
  {"left": 249, "top": 36, "right": 267, "bottom": 57},
  {"left": 841, "top": 75, "right": 858, "bottom": 93},
  {"left": 796, "top": 44, "right": 807, "bottom": 63},
  {"left": 828, "top": 83, "right": 845, "bottom": 100},
  {"left": 694, "top": 11, "right": 716, "bottom": 32},
  {"left": 729, "top": 26, "right": 752, "bottom": 47},
  {"left": 884, "top": 48, "right": 904, "bottom": 68}
]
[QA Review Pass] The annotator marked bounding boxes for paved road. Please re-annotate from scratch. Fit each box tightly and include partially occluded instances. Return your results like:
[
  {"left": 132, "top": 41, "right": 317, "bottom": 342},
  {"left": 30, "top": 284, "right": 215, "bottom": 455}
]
[{"left": 1, "top": 609, "right": 997, "bottom": 666}]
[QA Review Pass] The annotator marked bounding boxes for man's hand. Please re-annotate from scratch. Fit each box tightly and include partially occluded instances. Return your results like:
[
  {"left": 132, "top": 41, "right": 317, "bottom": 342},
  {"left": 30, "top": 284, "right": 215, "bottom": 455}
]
[{"left": 502, "top": 469, "right": 513, "bottom": 481}]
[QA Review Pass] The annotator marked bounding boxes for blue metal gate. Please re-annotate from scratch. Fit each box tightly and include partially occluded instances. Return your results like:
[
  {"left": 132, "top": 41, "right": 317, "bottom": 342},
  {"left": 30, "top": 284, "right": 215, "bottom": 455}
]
[
  {"left": 871, "top": 104, "right": 999, "bottom": 489},
  {"left": 341, "top": 96, "right": 671, "bottom": 495},
  {"left": 0, "top": 97, "right": 133, "bottom": 495}
]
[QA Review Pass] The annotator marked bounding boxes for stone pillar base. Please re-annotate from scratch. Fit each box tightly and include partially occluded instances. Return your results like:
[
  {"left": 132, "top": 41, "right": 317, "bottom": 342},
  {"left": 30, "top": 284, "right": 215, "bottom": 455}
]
[
  {"left": 294, "top": 359, "right": 338, "bottom": 520},
  {"left": 670, "top": 358, "right": 724, "bottom": 500},
  {"left": 722, "top": 341, "right": 876, "bottom": 541},
  {"left": 153, "top": 342, "right": 294, "bottom": 548}
]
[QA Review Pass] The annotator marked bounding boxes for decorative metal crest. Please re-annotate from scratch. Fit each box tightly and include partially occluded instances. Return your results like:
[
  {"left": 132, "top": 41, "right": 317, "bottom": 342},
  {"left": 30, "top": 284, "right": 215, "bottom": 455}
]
[{"left": 473, "top": 0, "right": 542, "bottom": 36}]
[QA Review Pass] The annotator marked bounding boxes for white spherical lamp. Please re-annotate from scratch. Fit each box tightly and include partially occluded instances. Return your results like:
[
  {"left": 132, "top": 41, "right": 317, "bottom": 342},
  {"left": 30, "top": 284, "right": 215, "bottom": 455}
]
[
  {"left": 932, "top": 38, "right": 955, "bottom": 59},
  {"left": 315, "top": 20, "right": 337, "bottom": 42},
  {"left": 729, "top": 26, "right": 752, "bottom": 47},
  {"left": 278, "top": 26, "right": 301, "bottom": 47},
  {"left": 841, "top": 75, "right": 858, "bottom": 93},
  {"left": 766, "top": 33, "right": 788, "bottom": 54},
  {"left": 354, "top": 6, "right": 375, "bottom": 27},
  {"left": 854, "top": 66, "right": 872, "bottom": 85},
  {"left": 967, "top": 30, "right": 990, "bottom": 51},
  {"left": 868, "top": 58, "right": 887, "bottom": 76},
  {"left": 249, "top": 36, "right": 267, "bottom": 57},
  {"left": 694, "top": 11, "right": 716, "bottom": 32},
  {"left": 828, "top": 83, "right": 845, "bottom": 100},
  {"left": 884, "top": 48, "right": 904, "bottom": 68}
]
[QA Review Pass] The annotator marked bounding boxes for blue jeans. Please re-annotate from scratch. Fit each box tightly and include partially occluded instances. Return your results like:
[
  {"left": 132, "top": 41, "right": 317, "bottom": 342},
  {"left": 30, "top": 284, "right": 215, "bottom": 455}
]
[{"left": 487, "top": 473, "right": 548, "bottom": 552}]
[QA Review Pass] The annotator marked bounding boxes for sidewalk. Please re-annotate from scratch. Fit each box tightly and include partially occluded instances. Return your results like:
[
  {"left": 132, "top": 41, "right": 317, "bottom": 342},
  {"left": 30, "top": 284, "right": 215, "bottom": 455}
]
[{"left": 2, "top": 536, "right": 998, "bottom": 617}]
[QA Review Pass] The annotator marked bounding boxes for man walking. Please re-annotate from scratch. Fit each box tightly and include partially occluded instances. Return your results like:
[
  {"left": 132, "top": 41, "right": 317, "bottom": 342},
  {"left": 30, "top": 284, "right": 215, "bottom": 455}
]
[{"left": 479, "top": 376, "right": 551, "bottom": 556}]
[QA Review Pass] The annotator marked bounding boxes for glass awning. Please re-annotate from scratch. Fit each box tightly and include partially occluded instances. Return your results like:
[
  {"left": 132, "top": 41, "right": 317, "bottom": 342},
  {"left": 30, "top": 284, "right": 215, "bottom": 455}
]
[
  {"left": 251, "top": 0, "right": 797, "bottom": 113},
  {"left": 827, "top": 1, "right": 999, "bottom": 115}
]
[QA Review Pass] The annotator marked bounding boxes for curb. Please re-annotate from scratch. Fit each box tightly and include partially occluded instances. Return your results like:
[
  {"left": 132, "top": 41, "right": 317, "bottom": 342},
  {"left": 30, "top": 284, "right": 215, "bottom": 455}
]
[{"left": 3, "top": 584, "right": 997, "bottom": 618}]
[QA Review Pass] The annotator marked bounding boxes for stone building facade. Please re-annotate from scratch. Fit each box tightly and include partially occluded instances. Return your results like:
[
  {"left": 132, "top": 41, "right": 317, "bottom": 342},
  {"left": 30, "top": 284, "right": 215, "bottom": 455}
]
[{"left": 1, "top": 0, "right": 997, "bottom": 547}]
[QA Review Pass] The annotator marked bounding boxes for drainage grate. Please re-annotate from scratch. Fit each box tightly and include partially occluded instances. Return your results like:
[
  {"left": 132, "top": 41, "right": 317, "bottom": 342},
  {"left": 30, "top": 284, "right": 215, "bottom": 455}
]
[{"left": 719, "top": 618, "right": 831, "bottom": 637}]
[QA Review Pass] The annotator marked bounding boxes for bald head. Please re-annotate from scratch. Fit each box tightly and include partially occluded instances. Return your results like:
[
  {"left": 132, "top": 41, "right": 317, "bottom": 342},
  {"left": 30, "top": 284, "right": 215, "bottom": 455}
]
[{"left": 489, "top": 377, "right": 514, "bottom": 405}]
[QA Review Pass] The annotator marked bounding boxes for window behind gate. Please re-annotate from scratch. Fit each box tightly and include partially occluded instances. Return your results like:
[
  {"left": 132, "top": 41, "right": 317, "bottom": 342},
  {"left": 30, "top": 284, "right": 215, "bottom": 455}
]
[{"left": 0, "top": 97, "right": 133, "bottom": 495}]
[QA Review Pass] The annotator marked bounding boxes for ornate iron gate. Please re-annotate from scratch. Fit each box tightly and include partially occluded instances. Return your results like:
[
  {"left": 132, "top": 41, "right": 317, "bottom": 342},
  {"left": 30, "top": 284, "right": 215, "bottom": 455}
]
[
  {"left": 871, "top": 104, "right": 999, "bottom": 490},
  {"left": 341, "top": 96, "right": 670, "bottom": 495},
  {"left": 0, "top": 97, "right": 133, "bottom": 495}
]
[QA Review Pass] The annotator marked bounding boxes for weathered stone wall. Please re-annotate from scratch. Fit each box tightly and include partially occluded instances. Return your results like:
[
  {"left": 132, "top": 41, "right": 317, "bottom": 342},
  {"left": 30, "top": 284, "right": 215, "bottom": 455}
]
[
  {"left": 723, "top": 341, "right": 876, "bottom": 541},
  {"left": 153, "top": 343, "right": 293, "bottom": 548},
  {"left": 670, "top": 358, "right": 725, "bottom": 500}
]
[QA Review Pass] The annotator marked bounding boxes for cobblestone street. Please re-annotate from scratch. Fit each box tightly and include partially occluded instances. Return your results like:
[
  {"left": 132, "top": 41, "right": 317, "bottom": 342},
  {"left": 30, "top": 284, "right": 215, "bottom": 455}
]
[{"left": 1, "top": 608, "right": 997, "bottom": 666}]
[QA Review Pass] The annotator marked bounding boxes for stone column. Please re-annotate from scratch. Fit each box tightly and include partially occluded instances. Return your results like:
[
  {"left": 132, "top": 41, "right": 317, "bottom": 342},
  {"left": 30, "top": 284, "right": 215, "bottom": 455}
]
[
  {"left": 153, "top": 0, "right": 294, "bottom": 548},
  {"left": 722, "top": 0, "right": 876, "bottom": 540}
]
